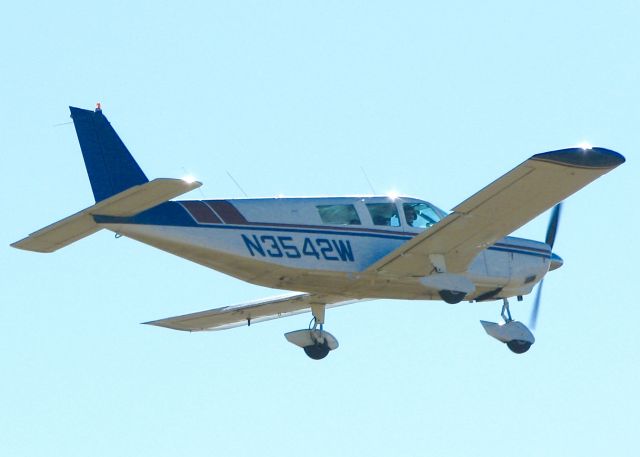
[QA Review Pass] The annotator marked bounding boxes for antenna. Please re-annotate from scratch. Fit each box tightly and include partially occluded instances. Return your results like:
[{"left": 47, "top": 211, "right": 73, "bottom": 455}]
[
  {"left": 226, "top": 171, "right": 249, "bottom": 197},
  {"left": 52, "top": 121, "right": 73, "bottom": 127},
  {"left": 360, "top": 166, "right": 377, "bottom": 194}
]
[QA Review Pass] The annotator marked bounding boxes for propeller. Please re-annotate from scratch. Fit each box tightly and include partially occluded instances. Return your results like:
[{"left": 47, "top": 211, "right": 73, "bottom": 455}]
[{"left": 529, "top": 203, "right": 563, "bottom": 330}]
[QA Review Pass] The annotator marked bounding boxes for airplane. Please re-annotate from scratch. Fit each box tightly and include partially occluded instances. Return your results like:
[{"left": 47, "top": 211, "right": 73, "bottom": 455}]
[{"left": 11, "top": 105, "right": 625, "bottom": 359}]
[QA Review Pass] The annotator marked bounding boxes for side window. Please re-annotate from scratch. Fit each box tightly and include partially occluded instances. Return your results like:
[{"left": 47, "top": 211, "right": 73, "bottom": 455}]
[
  {"left": 403, "top": 203, "right": 442, "bottom": 228},
  {"left": 366, "top": 203, "right": 400, "bottom": 227},
  {"left": 316, "top": 204, "right": 361, "bottom": 225}
]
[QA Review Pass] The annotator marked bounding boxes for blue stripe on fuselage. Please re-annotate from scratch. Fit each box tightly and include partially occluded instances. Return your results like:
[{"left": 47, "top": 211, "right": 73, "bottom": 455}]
[{"left": 92, "top": 202, "right": 550, "bottom": 258}]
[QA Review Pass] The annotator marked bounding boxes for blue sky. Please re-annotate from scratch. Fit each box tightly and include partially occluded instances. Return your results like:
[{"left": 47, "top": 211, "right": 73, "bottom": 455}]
[{"left": 2, "top": 2, "right": 639, "bottom": 456}]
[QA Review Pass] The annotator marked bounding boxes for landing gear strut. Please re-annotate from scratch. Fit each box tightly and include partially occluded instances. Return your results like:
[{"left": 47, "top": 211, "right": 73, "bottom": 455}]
[
  {"left": 284, "top": 304, "right": 339, "bottom": 360},
  {"left": 480, "top": 298, "right": 535, "bottom": 354},
  {"left": 501, "top": 298, "right": 513, "bottom": 322}
]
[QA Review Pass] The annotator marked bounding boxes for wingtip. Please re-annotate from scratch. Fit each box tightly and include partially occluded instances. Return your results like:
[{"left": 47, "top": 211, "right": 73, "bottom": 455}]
[
  {"left": 141, "top": 319, "right": 192, "bottom": 331},
  {"left": 532, "top": 147, "right": 625, "bottom": 169}
]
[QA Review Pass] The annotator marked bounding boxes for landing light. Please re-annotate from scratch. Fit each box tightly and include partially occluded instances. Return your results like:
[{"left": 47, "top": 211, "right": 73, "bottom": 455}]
[
  {"left": 577, "top": 141, "right": 592, "bottom": 150},
  {"left": 181, "top": 175, "right": 198, "bottom": 184}
]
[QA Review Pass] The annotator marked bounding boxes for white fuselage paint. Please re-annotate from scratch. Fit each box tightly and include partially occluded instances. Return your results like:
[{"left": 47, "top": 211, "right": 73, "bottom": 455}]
[{"left": 102, "top": 196, "right": 551, "bottom": 301}]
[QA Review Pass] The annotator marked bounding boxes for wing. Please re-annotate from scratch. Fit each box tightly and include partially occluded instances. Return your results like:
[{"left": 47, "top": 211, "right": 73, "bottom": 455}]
[
  {"left": 367, "top": 147, "right": 625, "bottom": 277},
  {"left": 143, "top": 293, "right": 364, "bottom": 331}
]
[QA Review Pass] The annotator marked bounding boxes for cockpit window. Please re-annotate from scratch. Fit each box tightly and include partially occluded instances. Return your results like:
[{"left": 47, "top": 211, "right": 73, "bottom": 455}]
[
  {"left": 366, "top": 203, "right": 400, "bottom": 227},
  {"left": 403, "top": 203, "right": 443, "bottom": 228},
  {"left": 316, "top": 204, "right": 361, "bottom": 225}
]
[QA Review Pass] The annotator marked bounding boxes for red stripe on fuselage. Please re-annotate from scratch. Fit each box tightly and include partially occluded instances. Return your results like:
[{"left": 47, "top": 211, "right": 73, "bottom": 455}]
[
  {"left": 205, "top": 200, "right": 248, "bottom": 224},
  {"left": 180, "top": 201, "right": 222, "bottom": 224}
]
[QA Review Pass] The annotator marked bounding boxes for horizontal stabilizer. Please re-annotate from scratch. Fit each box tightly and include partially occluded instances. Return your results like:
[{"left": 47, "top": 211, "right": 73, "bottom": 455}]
[
  {"left": 11, "top": 178, "right": 202, "bottom": 253},
  {"left": 144, "top": 293, "right": 363, "bottom": 331}
]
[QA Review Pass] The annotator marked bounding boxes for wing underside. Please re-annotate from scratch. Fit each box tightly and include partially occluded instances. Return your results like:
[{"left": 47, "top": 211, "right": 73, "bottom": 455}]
[{"left": 144, "top": 293, "right": 364, "bottom": 331}]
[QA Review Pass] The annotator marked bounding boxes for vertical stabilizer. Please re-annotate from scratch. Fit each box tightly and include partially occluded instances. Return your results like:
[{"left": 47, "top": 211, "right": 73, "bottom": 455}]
[{"left": 70, "top": 106, "right": 149, "bottom": 202}]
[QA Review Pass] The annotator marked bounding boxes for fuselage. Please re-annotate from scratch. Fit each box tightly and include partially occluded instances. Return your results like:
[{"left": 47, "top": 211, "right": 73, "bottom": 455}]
[{"left": 95, "top": 195, "right": 555, "bottom": 301}]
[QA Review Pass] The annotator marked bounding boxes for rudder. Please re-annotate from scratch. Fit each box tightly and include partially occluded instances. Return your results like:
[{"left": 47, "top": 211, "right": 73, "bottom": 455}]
[{"left": 70, "top": 106, "right": 149, "bottom": 202}]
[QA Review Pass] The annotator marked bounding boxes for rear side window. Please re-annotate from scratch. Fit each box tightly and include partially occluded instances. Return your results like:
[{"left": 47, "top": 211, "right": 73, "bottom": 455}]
[
  {"left": 366, "top": 203, "right": 400, "bottom": 227},
  {"left": 317, "top": 204, "right": 361, "bottom": 225}
]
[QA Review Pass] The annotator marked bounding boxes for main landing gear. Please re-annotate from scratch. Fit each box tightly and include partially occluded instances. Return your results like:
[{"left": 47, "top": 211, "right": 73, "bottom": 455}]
[
  {"left": 284, "top": 304, "right": 338, "bottom": 360},
  {"left": 480, "top": 298, "right": 535, "bottom": 354}
]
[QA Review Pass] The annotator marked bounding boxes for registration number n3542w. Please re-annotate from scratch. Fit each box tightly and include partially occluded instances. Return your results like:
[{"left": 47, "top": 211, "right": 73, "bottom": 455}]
[{"left": 241, "top": 234, "right": 354, "bottom": 262}]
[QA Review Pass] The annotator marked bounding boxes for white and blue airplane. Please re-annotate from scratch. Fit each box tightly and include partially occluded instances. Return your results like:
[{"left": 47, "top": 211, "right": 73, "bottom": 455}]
[{"left": 12, "top": 105, "right": 625, "bottom": 359}]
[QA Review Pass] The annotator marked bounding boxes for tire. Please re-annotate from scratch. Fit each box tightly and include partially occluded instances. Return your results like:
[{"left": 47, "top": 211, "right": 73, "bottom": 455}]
[
  {"left": 507, "top": 340, "right": 532, "bottom": 354},
  {"left": 304, "top": 343, "right": 330, "bottom": 360}
]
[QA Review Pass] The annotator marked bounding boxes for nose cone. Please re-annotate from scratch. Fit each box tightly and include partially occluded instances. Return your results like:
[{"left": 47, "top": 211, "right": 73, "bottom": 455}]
[{"left": 549, "top": 252, "right": 564, "bottom": 271}]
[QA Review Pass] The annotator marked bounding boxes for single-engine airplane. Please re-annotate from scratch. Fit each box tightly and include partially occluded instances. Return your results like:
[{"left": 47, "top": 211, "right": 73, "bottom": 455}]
[{"left": 12, "top": 106, "right": 626, "bottom": 359}]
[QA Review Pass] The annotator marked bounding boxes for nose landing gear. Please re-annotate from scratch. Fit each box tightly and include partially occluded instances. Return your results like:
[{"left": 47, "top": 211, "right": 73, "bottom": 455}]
[{"left": 480, "top": 298, "right": 535, "bottom": 354}]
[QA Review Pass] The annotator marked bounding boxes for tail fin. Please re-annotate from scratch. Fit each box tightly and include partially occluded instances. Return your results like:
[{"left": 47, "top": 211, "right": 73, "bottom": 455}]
[
  {"left": 11, "top": 106, "right": 202, "bottom": 253},
  {"left": 70, "top": 106, "right": 148, "bottom": 202}
]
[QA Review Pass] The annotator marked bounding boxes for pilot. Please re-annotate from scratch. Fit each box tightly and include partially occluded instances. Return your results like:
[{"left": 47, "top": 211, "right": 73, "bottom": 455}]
[{"left": 404, "top": 205, "right": 417, "bottom": 227}]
